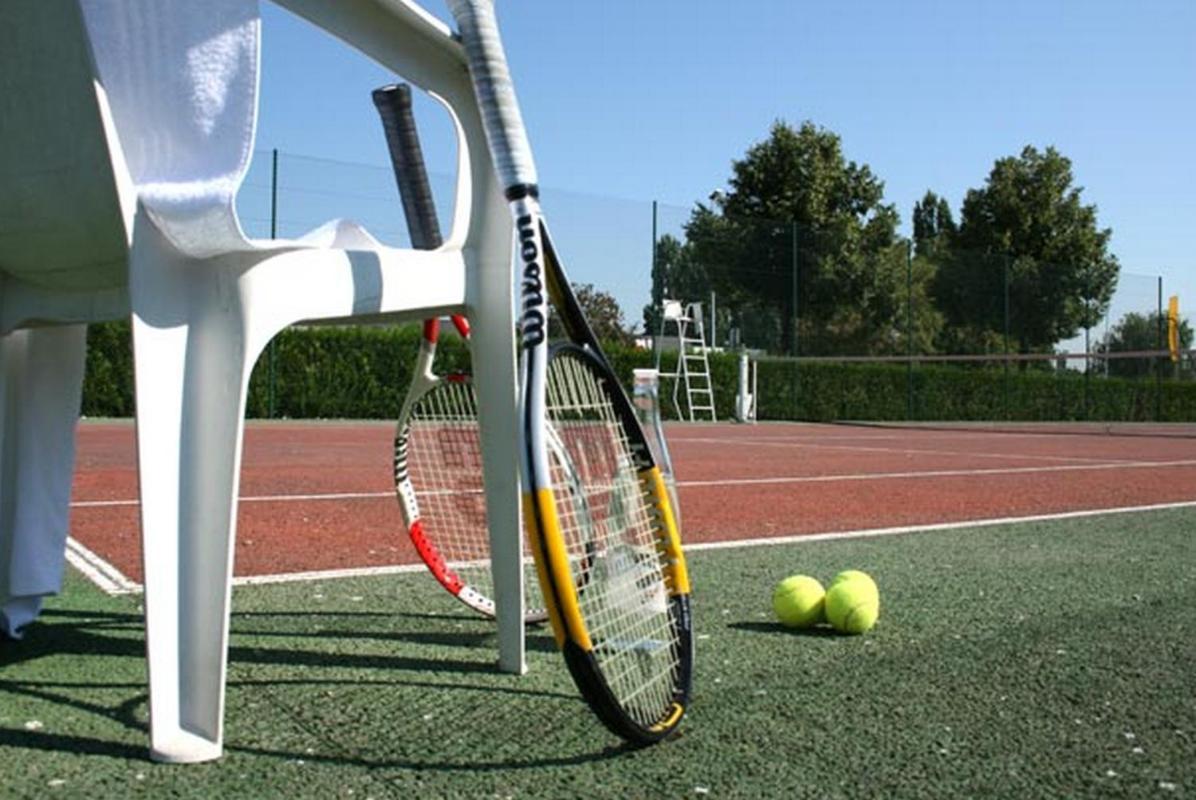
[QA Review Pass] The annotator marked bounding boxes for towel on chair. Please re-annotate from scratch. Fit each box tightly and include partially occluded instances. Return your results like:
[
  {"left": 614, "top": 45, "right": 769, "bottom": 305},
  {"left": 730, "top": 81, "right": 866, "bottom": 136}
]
[{"left": 80, "top": 0, "right": 260, "bottom": 257}]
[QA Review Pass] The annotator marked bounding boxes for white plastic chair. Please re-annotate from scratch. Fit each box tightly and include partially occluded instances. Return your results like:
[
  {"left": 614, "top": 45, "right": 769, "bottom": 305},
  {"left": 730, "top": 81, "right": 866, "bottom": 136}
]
[{"left": 0, "top": 0, "right": 526, "bottom": 762}]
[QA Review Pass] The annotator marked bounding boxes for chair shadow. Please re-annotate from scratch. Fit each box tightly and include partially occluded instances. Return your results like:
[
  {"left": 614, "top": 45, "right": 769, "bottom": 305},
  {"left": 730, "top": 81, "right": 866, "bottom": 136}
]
[{"left": 2, "top": 603, "right": 624, "bottom": 767}]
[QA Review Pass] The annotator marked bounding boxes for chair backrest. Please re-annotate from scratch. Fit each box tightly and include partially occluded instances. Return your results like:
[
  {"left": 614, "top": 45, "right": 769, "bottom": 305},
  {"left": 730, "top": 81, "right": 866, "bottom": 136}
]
[{"left": 0, "top": 1, "right": 133, "bottom": 291}]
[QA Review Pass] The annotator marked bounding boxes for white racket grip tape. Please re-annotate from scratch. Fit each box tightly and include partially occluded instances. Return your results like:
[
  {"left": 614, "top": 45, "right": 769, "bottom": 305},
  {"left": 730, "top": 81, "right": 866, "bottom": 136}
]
[{"left": 447, "top": 0, "right": 538, "bottom": 192}]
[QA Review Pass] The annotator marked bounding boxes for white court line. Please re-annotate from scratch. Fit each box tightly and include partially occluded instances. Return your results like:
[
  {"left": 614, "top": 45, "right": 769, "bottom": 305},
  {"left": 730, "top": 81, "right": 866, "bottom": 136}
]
[
  {"left": 71, "top": 500, "right": 1196, "bottom": 595},
  {"left": 686, "top": 500, "right": 1196, "bottom": 552},
  {"left": 232, "top": 563, "right": 429, "bottom": 587},
  {"left": 69, "top": 458, "right": 1196, "bottom": 509},
  {"left": 65, "top": 536, "right": 139, "bottom": 595},
  {"left": 678, "top": 435, "right": 1150, "bottom": 465},
  {"left": 678, "top": 458, "right": 1196, "bottom": 488},
  {"left": 71, "top": 490, "right": 394, "bottom": 509}
]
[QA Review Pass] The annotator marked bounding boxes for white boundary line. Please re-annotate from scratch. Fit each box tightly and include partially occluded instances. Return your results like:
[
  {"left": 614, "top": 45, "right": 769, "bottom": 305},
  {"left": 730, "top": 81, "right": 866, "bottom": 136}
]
[
  {"left": 232, "top": 562, "right": 429, "bottom": 588},
  {"left": 678, "top": 458, "right": 1196, "bottom": 488},
  {"left": 686, "top": 500, "right": 1196, "bottom": 552},
  {"left": 678, "top": 435, "right": 1146, "bottom": 465},
  {"left": 71, "top": 491, "right": 393, "bottom": 509},
  {"left": 68, "top": 458, "right": 1196, "bottom": 510},
  {"left": 69, "top": 500, "right": 1196, "bottom": 595},
  {"left": 65, "top": 536, "right": 139, "bottom": 595}
]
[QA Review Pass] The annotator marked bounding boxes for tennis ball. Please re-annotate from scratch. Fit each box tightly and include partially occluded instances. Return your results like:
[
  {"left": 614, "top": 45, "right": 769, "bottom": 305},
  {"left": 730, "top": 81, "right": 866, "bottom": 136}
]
[
  {"left": 772, "top": 575, "right": 826, "bottom": 629},
  {"left": 829, "top": 569, "right": 875, "bottom": 590},
  {"left": 824, "top": 574, "right": 880, "bottom": 634}
]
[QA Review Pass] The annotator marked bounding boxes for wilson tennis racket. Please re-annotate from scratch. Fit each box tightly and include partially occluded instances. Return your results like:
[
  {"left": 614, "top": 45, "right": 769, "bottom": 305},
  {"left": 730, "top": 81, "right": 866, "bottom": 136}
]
[
  {"left": 373, "top": 83, "right": 546, "bottom": 622},
  {"left": 447, "top": 1, "right": 694, "bottom": 743}
]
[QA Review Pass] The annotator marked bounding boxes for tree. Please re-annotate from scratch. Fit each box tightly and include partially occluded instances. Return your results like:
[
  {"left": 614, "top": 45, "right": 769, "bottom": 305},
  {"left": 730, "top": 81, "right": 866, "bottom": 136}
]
[
  {"left": 912, "top": 190, "right": 956, "bottom": 259},
  {"left": 1097, "top": 311, "right": 1193, "bottom": 378},
  {"left": 683, "top": 120, "right": 906, "bottom": 354},
  {"left": 937, "top": 146, "right": 1119, "bottom": 354},
  {"left": 553, "top": 282, "right": 631, "bottom": 345}
]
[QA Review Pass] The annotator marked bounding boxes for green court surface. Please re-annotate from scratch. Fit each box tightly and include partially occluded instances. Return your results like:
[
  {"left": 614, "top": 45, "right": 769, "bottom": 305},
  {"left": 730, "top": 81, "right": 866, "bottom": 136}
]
[{"left": 3, "top": 508, "right": 1195, "bottom": 798}]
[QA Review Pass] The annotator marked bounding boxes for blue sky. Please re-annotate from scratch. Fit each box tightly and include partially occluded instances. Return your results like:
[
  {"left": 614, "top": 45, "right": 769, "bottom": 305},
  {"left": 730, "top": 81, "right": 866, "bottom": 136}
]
[{"left": 253, "top": 1, "right": 1194, "bottom": 338}]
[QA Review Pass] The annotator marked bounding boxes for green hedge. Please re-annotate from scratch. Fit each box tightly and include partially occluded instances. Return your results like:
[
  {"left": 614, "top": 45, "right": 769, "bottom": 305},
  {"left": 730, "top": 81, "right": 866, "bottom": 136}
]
[
  {"left": 754, "top": 359, "right": 1196, "bottom": 423},
  {"left": 82, "top": 321, "right": 1196, "bottom": 423}
]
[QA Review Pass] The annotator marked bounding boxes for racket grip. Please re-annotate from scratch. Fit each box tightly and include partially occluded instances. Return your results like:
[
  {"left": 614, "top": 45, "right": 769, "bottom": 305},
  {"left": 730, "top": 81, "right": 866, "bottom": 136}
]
[
  {"left": 371, "top": 83, "right": 444, "bottom": 250},
  {"left": 446, "top": 0, "right": 538, "bottom": 196}
]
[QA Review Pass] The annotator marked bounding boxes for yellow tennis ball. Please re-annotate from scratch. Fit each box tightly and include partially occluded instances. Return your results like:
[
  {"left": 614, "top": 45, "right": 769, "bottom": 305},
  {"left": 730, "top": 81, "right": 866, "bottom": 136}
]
[
  {"left": 830, "top": 569, "right": 875, "bottom": 590},
  {"left": 825, "top": 574, "right": 880, "bottom": 634},
  {"left": 772, "top": 575, "right": 826, "bottom": 629}
]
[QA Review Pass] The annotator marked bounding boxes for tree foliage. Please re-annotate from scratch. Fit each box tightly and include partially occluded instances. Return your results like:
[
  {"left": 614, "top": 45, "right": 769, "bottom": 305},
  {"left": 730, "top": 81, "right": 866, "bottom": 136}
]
[
  {"left": 683, "top": 120, "right": 908, "bottom": 354},
  {"left": 642, "top": 132, "right": 1121, "bottom": 362},
  {"left": 555, "top": 282, "right": 631, "bottom": 345},
  {"left": 1097, "top": 311, "right": 1193, "bottom": 378},
  {"left": 912, "top": 190, "right": 956, "bottom": 259},
  {"left": 934, "top": 146, "right": 1119, "bottom": 353}
]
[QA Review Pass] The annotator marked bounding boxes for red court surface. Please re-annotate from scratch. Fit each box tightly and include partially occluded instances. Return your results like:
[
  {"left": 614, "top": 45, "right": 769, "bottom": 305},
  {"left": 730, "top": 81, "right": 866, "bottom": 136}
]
[{"left": 69, "top": 420, "right": 1196, "bottom": 585}]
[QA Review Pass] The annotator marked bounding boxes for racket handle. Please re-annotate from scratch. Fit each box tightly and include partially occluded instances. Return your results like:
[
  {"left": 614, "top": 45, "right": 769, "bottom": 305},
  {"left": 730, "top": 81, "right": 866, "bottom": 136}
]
[
  {"left": 446, "top": 0, "right": 538, "bottom": 197},
  {"left": 371, "top": 83, "right": 444, "bottom": 249}
]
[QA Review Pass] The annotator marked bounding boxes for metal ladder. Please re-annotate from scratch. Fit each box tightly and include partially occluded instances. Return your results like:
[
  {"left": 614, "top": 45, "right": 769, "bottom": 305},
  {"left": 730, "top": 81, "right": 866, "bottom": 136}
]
[{"left": 657, "top": 300, "right": 716, "bottom": 422}]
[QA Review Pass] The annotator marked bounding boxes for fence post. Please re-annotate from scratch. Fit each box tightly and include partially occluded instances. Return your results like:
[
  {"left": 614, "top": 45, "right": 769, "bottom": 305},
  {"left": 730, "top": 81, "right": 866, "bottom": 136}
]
[
  {"left": 1083, "top": 264, "right": 1090, "bottom": 421},
  {"left": 791, "top": 222, "right": 799, "bottom": 416},
  {"left": 1003, "top": 256, "right": 1010, "bottom": 420},
  {"left": 651, "top": 199, "right": 658, "bottom": 277},
  {"left": 1157, "top": 276, "right": 1164, "bottom": 421},
  {"left": 906, "top": 240, "right": 914, "bottom": 420},
  {"left": 710, "top": 290, "right": 717, "bottom": 350},
  {"left": 268, "top": 148, "right": 279, "bottom": 419}
]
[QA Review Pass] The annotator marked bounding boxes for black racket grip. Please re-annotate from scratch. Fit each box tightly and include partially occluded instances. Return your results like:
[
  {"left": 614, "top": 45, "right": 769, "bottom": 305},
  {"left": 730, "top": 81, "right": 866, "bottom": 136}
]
[{"left": 372, "top": 83, "right": 443, "bottom": 251}]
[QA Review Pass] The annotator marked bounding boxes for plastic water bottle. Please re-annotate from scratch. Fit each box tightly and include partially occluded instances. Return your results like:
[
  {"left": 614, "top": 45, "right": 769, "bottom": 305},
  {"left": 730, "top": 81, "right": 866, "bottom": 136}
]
[{"left": 632, "top": 368, "right": 681, "bottom": 529}]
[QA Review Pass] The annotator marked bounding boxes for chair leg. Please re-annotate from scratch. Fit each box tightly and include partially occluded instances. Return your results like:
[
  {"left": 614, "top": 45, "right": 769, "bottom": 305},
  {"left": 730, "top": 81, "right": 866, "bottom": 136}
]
[
  {"left": 467, "top": 234, "right": 525, "bottom": 674},
  {"left": 471, "top": 325, "right": 525, "bottom": 674},
  {"left": 0, "top": 325, "right": 87, "bottom": 639},
  {"left": 130, "top": 235, "right": 253, "bottom": 763}
]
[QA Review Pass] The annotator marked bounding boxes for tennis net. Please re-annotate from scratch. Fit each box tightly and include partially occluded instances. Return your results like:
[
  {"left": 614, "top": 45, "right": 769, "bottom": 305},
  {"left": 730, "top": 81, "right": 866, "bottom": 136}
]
[{"left": 742, "top": 348, "right": 1196, "bottom": 437}]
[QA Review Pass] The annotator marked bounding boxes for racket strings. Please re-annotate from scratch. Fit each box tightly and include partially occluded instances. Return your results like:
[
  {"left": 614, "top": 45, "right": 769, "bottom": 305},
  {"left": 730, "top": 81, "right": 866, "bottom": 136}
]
[
  {"left": 405, "top": 378, "right": 541, "bottom": 614},
  {"left": 545, "top": 353, "right": 683, "bottom": 727}
]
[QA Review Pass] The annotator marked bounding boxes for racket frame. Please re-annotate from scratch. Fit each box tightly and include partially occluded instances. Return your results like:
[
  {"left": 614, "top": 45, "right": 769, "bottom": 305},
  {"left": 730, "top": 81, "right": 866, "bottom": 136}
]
[{"left": 446, "top": 0, "right": 693, "bottom": 743}]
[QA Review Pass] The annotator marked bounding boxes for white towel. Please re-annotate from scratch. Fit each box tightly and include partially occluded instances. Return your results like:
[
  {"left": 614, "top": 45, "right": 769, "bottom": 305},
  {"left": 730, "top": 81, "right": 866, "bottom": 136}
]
[{"left": 79, "top": 0, "right": 261, "bottom": 258}]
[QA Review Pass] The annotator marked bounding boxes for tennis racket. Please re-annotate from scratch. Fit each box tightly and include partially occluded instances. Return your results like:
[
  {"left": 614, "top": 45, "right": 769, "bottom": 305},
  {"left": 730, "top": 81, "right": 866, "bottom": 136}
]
[
  {"left": 447, "top": 1, "right": 694, "bottom": 744},
  {"left": 373, "top": 83, "right": 546, "bottom": 622}
]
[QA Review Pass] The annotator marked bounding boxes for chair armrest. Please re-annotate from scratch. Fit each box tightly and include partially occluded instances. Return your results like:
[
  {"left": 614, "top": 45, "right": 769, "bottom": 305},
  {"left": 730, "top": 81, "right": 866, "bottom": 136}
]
[{"left": 271, "top": 0, "right": 468, "bottom": 97}]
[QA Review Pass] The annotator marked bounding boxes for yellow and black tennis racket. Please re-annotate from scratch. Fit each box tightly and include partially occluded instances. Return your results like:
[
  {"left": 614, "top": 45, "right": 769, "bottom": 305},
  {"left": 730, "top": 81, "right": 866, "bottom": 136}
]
[{"left": 448, "top": 0, "right": 694, "bottom": 743}]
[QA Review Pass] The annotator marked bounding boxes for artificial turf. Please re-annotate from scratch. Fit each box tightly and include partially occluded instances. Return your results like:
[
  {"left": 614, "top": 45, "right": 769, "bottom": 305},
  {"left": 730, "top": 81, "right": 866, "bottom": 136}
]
[{"left": 2, "top": 506, "right": 1194, "bottom": 798}]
